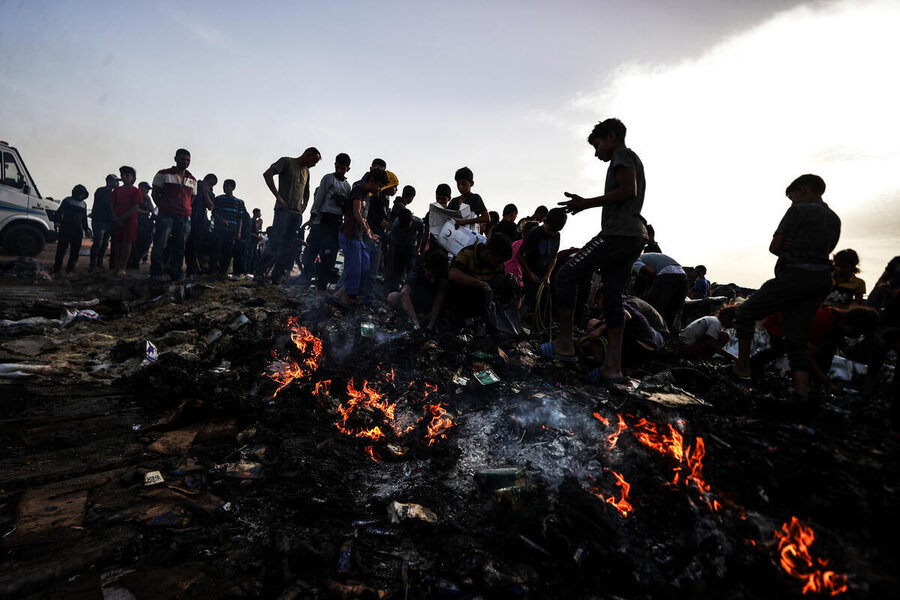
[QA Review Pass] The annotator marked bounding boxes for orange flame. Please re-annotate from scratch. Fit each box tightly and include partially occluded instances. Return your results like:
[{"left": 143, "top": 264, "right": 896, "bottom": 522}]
[
  {"left": 774, "top": 517, "right": 848, "bottom": 595},
  {"left": 266, "top": 319, "right": 323, "bottom": 396},
  {"left": 424, "top": 403, "right": 455, "bottom": 445},
  {"left": 592, "top": 412, "right": 609, "bottom": 426},
  {"left": 607, "top": 414, "right": 628, "bottom": 450},
  {"left": 590, "top": 471, "right": 633, "bottom": 517},
  {"left": 333, "top": 379, "right": 397, "bottom": 440},
  {"left": 364, "top": 446, "right": 381, "bottom": 462},
  {"left": 677, "top": 438, "right": 722, "bottom": 511},
  {"left": 628, "top": 417, "right": 685, "bottom": 462}
]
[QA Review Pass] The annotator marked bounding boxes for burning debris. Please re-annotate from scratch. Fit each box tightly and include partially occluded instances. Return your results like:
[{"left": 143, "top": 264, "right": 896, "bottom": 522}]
[{"left": 1, "top": 270, "right": 897, "bottom": 599}]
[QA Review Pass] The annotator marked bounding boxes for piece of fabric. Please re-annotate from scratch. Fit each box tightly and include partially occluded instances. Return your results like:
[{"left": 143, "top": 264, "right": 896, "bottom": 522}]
[{"left": 339, "top": 233, "right": 369, "bottom": 296}]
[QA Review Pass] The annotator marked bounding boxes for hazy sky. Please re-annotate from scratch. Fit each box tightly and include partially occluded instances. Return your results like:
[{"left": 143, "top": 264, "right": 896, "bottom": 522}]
[{"left": 2, "top": 0, "right": 897, "bottom": 287}]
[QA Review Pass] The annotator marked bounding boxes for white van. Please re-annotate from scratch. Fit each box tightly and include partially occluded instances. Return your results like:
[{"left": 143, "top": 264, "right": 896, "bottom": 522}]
[{"left": 0, "top": 141, "right": 59, "bottom": 256}]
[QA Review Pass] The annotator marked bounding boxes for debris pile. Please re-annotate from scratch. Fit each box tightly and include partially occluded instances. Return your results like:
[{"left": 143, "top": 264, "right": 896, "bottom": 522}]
[{"left": 0, "top": 263, "right": 897, "bottom": 598}]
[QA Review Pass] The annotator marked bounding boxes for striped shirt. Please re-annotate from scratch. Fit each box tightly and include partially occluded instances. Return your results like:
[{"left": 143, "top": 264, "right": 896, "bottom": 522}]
[
  {"left": 152, "top": 167, "right": 198, "bottom": 218},
  {"left": 212, "top": 194, "right": 247, "bottom": 234}
]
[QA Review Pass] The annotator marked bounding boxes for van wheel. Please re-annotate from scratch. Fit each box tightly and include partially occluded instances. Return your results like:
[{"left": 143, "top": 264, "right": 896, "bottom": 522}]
[{"left": 2, "top": 223, "right": 46, "bottom": 256}]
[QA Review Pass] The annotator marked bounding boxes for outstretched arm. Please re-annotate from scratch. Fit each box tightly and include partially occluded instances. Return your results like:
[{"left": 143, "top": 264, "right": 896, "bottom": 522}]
[{"left": 559, "top": 166, "right": 636, "bottom": 215}]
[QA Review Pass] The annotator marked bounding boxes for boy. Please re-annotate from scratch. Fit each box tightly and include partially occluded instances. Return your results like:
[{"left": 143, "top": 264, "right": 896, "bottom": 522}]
[
  {"left": 447, "top": 233, "right": 513, "bottom": 318},
  {"left": 328, "top": 169, "right": 389, "bottom": 310},
  {"left": 632, "top": 252, "right": 686, "bottom": 331},
  {"left": 129, "top": 182, "right": 155, "bottom": 270},
  {"left": 677, "top": 305, "right": 738, "bottom": 362},
  {"left": 493, "top": 203, "right": 520, "bottom": 241},
  {"left": 302, "top": 153, "right": 352, "bottom": 290},
  {"left": 519, "top": 207, "right": 567, "bottom": 311},
  {"left": 387, "top": 250, "right": 450, "bottom": 330},
  {"left": 211, "top": 179, "right": 246, "bottom": 276},
  {"left": 688, "top": 265, "right": 710, "bottom": 299},
  {"left": 110, "top": 166, "right": 143, "bottom": 276},
  {"left": 733, "top": 174, "right": 841, "bottom": 403},
  {"left": 387, "top": 208, "right": 423, "bottom": 293},
  {"left": 547, "top": 118, "right": 647, "bottom": 382},
  {"left": 449, "top": 167, "right": 490, "bottom": 231},
  {"left": 53, "top": 184, "right": 92, "bottom": 275},
  {"left": 421, "top": 183, "right": 453, "bottom": 253}
]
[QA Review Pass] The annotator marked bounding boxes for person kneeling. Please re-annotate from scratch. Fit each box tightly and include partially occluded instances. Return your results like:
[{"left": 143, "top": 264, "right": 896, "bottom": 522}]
[
  {"left": 677, "top": 305, "right": 738, "bottom": 362},
  {"left": 387, "top": 251, "right": 449, "bottom": 330},
  {"left": 447, "top": 234, "right": 513, "bottom": 323}
]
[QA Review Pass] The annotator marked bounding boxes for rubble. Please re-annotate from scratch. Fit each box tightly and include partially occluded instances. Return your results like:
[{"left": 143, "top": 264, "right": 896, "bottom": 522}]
[{"left": 0, "top": 255, "right": 897, "bottom": 599}]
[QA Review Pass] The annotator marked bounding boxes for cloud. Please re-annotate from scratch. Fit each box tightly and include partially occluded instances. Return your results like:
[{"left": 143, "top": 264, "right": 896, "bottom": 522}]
[{"left": 556, "top": 0, "right": 900, "bottom": 285}]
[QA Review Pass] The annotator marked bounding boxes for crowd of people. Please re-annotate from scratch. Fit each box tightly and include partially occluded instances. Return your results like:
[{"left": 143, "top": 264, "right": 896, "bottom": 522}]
[{"left": 51, "top": 119, "right": 900, "bottom": 429}]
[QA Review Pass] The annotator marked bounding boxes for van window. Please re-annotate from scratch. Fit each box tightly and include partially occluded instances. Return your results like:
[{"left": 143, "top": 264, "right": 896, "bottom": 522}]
[{"left": 2, "top": 151, "right": 26, "bottom": 189}]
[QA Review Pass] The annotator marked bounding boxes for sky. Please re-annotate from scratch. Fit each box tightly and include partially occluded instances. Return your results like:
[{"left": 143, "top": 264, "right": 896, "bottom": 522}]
[{"left": 1, "top": 0, "right": 897, "bottom": 287}]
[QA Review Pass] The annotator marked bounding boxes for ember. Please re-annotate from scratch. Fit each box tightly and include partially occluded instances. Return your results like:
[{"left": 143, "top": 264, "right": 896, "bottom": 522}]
[
  {"left": 265, "top": 319, "right": 324, "bottom": 396},
  {"left": 590, "top": 470, "right": 634, "bottom": 518},
  {"left": 424, "top": 402, "right": 455, "bottom": 445},
  {"left": 774, "top": 517, "right": 849, "bottom": 596}
]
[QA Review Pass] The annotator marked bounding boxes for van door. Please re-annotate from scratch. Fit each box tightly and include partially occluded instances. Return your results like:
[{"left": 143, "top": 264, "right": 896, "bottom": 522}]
[{"left": 0, "top": 149, "right": 32, "bottom": 220}]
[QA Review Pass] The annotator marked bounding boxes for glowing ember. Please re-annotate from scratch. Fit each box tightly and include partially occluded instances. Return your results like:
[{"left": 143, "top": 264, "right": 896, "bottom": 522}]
[
  {"left": 592, "top": 412, "right": 609, "bottom": 426},
  {"left": 606, "top": 414, "right": 628, "bottom": 450},
  {"left": 424, "top": 402, "right": 455, "bottom": 445},
  {"left": 628, "top": 416, "right": 684, "bottom": 462},
  {"left": 774, "top": 517, "right": 848, "bottom": 595},
  {"left": 265, "top": 319, "right": 323, "bottom": 396},
  {"left": 364, "top": 446, "right": 381, "bottom": 462},
  {"left": 334, "top": 379, "right": 397, "bottom": 440},
  {"left": 313, "top": 379, "right": 331, "bottom": 398},
  {"left": 590, "top": 470, "right": 634, "bottom": 518}
]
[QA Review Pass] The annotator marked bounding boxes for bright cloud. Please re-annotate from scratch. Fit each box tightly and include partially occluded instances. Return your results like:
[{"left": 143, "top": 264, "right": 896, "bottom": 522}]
[{"left": 561, "top": 0, "right": 900, "bottom": 286}]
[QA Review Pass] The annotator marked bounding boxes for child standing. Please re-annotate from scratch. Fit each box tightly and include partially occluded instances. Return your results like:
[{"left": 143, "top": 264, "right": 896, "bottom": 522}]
[
  {"left": 733, "top": 174, "right": 841, "bottom": 402},
  {"left": 53, "top": 184, "right": 92, "bottom": 275},
  {"left": 518, "top": 207, "right": 567, "bottom": 311},
  {"left": 548, "top": 118, "right": 647, "bottom": 382},
  {"left": 449, "top": 166, "right": 490, "bottom": 231},
  {"left": 110, "top": 166, "right": 143, "bottom": 276}
]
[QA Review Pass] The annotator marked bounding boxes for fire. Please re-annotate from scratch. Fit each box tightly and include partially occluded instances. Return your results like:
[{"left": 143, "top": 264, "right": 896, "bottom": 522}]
[
  {"left": 424, "top": 402, "right": 455, "bottom": 445},
  {"left": 594, "top": 413, "right": 720, "bottom": 512},
  {"left": 313, "top": 380, "right": 331, "bottom": 398},
  {"left": 590, "top": 470, "right": 634, "bottom": 518},
  {"left": 334, "top": 379, "right": 397, "bottom": 440},
  {"left": 676, "top": 438, "right": 722, "bottom": 511},
  {"left": 265, "top": 319, "right": 323, "bottom": 396},
  {"left": 774, "top": 517, "right": 848, "bottom": 595},
  {"left": 364, "top": 446, "right": 381, "bottom": 462},
  {"left": 628, "top": 417, "right": 684, "bottom": 462}
]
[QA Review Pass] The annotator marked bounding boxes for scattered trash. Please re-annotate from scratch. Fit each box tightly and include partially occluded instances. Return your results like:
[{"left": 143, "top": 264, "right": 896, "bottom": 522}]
[
  {"left": 0, "top": 363, "right": 53, "bottom": 378},
  {"left": 143, "top": 471, "right": 165, "bottom": 486},
  {"left": 61, "top": 308, "right": 101, "bottom": 327},
  {"left": 229, "top": 313, "right": 250, "bottom": 331},
  {"left": 220, "top": 460, "right": 263, "bottom": 480},
  {"left": 452, "top": 369, "right": 469, "bottom": 386},
  {"left": 476, "top": 467, "right": 527, "bottom": 491},
  {"left": 386, "top": 501, "right": 438, "bottom": 524},
  {"left": 204, "top": 329, "right": 224, "bottom": 345},
  {"left": 474, "top": 369, "right": 500, "bottom": 385},
  {"left": 360, "top": 322, "right": 376, "bottom": 338},
  {"left": 139, "top": 340, "right": 158, "bottom": 367}
]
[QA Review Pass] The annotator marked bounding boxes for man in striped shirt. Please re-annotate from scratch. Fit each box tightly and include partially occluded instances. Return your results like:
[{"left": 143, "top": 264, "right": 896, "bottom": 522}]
[
  {"left": 150, "top": 148, "right": 198, "bottom": 281},
  {"left": 211, "top": 179, "right": 246, "bottom": 276}
]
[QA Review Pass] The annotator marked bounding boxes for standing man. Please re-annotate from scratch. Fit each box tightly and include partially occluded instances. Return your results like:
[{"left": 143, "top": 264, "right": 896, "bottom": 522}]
[
  {"left": 257, "top": 147, "right": 321, "bottom": 284},
  {"left": 301, "top": 152, "right": 352, "bottom": 290},
  {"left": 187, "top": 174, "right": 216, "bottom": 275},
  {"left": 129, "top": 182, "right": 155, "bottom": 270},
  {"left": 546, "top": 118, "right": 647, "bottom": 385},
  {"left": 211, "top": 179, "right": 246, "bottom": 276},
  {"left": 89, "top": 173, "right": 118, "bottom": 271},
  {"left": 150, "top": 149, "right": 198, "bottom": 281}
]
